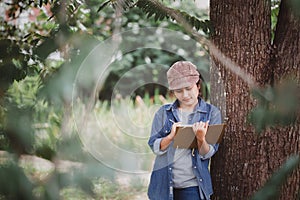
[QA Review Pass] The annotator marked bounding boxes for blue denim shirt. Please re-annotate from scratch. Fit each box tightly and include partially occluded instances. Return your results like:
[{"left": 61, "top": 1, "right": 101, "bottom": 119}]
[{"left": 147, "top": 98, "right": 222, "bottom": 200}]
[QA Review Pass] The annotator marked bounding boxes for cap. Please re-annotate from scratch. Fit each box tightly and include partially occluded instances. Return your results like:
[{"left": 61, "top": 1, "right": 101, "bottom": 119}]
[{"left": 167, "top": 61, "right": 200, "bottom": 90}]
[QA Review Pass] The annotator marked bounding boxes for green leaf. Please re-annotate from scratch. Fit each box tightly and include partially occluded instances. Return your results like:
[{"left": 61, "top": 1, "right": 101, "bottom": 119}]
[
  {"left": 33, "top": 37, "right": 58, "bottom": 60},
  {"left": 97, "top": 0, "right": 111, "bottom": 12},
  {"left": 0, "top": 162, "right": 34, "bottom": 199},
  {"left": 252, "top": 155, "right": 300, "bottom": 200},
  {"left": 136, "top": 0, "right": 211, "bottom": 34},
  {"left": 249, "top": 82, "right": 299, "bottom": 132}
]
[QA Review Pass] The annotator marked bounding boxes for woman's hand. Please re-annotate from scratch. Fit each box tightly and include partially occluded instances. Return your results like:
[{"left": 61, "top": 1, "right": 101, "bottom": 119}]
[
  {"left": 192, "top": 121, "right": 209, "bottom": 142},
  {"left": 167, "top": 122, "right": 181, "bottom": 140},
  {"left": 160, "top": 121, "right": 181, "bottom": 151},
  {"left": 193, "top": 121, "right": 210, "bottom": 155}
]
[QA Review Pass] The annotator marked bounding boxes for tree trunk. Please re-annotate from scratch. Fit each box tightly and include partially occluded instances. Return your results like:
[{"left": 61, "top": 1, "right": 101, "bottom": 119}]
[
  {"left": 209, "top": 0, "right": 300, "bottom": 199},
  {"left": 267, "top": 0, "right": 300, "bottom": 198}
]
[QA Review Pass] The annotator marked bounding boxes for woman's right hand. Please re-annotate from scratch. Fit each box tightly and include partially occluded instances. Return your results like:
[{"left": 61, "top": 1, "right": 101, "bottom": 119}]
[
  {"left": 160, "top": 122, "right": 181, "bottom": 151},
  {"left": 167, "top": 122, "right": 182, "bottom": 140}
]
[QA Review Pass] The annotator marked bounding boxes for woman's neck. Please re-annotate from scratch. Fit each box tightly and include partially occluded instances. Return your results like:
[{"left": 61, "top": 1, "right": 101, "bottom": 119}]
[{"left": 179, "top": 102, "right": 197, "bottom": 112}]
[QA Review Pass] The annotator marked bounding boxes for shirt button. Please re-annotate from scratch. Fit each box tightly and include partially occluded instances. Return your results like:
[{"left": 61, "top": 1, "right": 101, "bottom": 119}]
[
  {"left": 169, "top": 167, "right": 172, "bottom": 171},
  {"left": 194, "top": 166, "right": 197, "bottom": 169},
  {"left": 199, "top": 178, "right": 203, "bottom": 182}
]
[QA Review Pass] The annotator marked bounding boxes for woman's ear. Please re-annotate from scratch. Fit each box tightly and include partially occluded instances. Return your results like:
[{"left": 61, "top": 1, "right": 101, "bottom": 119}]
[{"left": 197, "top": 83, "right": 201, "bottom": 90}]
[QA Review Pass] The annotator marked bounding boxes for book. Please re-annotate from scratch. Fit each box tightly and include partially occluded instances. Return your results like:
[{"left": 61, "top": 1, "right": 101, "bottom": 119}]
[{"left": 173, "top": 124, "right": 226, "bottom": 149}]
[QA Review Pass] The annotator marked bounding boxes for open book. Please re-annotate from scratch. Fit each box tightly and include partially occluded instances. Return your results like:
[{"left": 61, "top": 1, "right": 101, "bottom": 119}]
[{"left": 173, "top": 124, "right": 226, "bottom": 149}]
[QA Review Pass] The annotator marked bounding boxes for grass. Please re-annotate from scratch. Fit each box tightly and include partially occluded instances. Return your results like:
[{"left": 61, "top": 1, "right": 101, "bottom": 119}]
[
  {"left": 18, "top": 95, "right": 167, "bottom": 199},
  {"left": 4, "top": 76, "right": 168, "bottom": 199}
]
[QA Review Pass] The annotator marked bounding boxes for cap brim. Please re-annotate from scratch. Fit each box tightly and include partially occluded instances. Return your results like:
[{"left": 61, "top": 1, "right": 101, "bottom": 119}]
[{"left": 169, "top": 76, "right": 199, "bottom": 90}]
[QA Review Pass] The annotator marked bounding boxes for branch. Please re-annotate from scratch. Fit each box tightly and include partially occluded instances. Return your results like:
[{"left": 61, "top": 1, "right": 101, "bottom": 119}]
[{"left": 137, "top": 0, "right": 258, "bottom": 88}]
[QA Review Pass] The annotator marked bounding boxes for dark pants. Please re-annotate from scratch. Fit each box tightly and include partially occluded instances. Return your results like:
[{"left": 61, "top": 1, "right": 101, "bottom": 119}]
[{"left": 173, "top": 186, "right": 203, "bottom": 200}]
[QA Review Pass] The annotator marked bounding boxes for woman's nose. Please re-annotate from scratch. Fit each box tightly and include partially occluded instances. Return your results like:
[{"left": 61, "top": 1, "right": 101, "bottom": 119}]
[{"left": 182, "top": 89, "right": 188, "bottom": 97}]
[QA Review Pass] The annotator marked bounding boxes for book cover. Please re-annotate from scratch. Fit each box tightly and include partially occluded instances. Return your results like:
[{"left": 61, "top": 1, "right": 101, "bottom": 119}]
[{"left": 173, "top": 124, "right": 226, "bottom": 149}]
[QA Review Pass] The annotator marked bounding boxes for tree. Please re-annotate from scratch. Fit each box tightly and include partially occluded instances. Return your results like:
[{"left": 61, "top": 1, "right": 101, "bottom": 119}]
[
  {"left": 118, "top": 0, "right": 300, "bottom": 198},
  {"left": 1, "top": 0, "right": 299, "bottom": 199},
  {"left": 209, "top": 0, "right": 300, "bottom": 199}
]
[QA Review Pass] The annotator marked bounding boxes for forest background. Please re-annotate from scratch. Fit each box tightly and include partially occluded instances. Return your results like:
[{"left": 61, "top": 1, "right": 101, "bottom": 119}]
[{"left": 0, "top": 0, "right": 299, "bottom": 199}]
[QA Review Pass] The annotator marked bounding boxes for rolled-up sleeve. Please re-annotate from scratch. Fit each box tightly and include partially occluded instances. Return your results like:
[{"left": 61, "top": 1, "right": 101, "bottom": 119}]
[
  {"left": 148, "top": 106, "right": 168, "bottom": 155},
  {"left": 153, "top": 138, "right": 168, "bottom": 155},
  {"left": 199, "top": 144, "right": 216, "bottom": 160}
]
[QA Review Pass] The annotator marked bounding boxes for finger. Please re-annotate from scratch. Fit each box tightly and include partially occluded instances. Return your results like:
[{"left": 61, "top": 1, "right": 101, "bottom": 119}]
[{"left": 204, "top": 121, "right": 209, "bottom": 128}]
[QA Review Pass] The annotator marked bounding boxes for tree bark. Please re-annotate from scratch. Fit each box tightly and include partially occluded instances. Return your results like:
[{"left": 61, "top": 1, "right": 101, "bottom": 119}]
[
  {"left": 209, "top": 0, "right": 300, "bottom": 199},
  {"left": 267, "top": 0, "right": 300, "bottom": 198}
]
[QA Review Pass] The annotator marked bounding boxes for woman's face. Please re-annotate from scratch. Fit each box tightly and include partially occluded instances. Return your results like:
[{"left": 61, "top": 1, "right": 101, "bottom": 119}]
[{"left": 173, "top": 84, "right": 199, "bottom": 109}]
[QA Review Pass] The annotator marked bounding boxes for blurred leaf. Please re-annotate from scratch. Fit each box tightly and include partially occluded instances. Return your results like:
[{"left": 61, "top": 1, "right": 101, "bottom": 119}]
[
  {"left": 0, "top": 39, "right": 28, "bottom": 92},
  {"left": 33, "top": 37, "right": 59, "bottom": 60},
  {"left": 3, "top": 102, "right": 35, "bottom": 155},
  {"left": 97, "top": 0, "right": 135, "bottom": 12},
  {"left": 252, "top": 155, "right": 300, "bottom": 200},
  {"left": 136, "top": 0, "right": 212, "bottom": 34},
  {"left": 38, "top": 34, "right": 99, "bottom": 105},
  {"left": 0, "top": 161, "right": 34, "bottom": 199},
  {"left": 97, "top": 0, "right": 111, "bottom": 12},
  {"left": 249, "top": 81, "right": 299, "bottom": 133},
  {"left": 35, "top": 141, "right": 56, "bottom": 160}
]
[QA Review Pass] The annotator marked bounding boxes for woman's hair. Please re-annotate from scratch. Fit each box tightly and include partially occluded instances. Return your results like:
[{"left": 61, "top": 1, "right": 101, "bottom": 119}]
[
  {"left": 169, "top": 74, "right": 209, "bottom": 101},
  {"left": 197, "top": 74, "right": 209, "bottom": 101}
]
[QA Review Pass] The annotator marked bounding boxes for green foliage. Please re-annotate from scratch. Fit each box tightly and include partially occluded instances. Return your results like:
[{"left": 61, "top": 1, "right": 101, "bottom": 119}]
[
  {"left": 252, "top": 155, "right": 300, "bottom": 200},
  {"left": 0, "top": 39, "right": 29, "bottom": 93},
  {"left": 100, "top": 0, "right": 213, "bottom": 35},
  {"left": 0, "top": 0, "right": 299, "bottom": 199},
  {"left": 6, "top": 76, "right": 40, "bottom": 107},
  {"left": 94, "top": 178, "right": 140, "bottom": 199},
  {"left": 1, "top": 102, "right": 35, "bottom": 155},
  {"left": 0, "top": 161, "right": 34, "bottom": 200},
  {"left": 0, "top": 96, "right": 158, "bottom": 199},
  {"left": 98, "top": 0, "right": 135, "bottom": 12},
  {"left": 249, "top": 81, "right": 299, "bottom": 133},
  {"left": 271, "top": 1, "right": 280, "bottom": 41},
  {"left": 137, "top": 0, "right": 211, "bottom": 34}
]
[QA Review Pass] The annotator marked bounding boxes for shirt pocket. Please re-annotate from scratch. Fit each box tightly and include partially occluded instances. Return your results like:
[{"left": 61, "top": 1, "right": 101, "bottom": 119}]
[
  {"left": 197, "top": 112, "right": 209, "bottom": 122},
  {"left": 160, "top": 120, "right": 172, "bottom": 137}
]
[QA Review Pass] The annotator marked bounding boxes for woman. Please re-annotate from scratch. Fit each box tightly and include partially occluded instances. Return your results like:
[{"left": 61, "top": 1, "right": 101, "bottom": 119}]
[{"left": 148, "top": 61, "right": 222, "bottom": 200}]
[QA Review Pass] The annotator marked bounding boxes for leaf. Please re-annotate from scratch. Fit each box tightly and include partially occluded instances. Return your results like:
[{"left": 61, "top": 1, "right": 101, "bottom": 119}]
[
  {"left": 137, "top": 0, "right": 169, "bottom": 22},
  {"left": 252, "top": 155, "right": 300, "bottom": 200},
  {"left": 0, "top": 162, "right": 34, "bottom": 199},
  {"left": 136, "top": 0, "right": 211, "bottom": 33},
  {"left": 98, "top": 0, "right": 135, "bottom": 12},
  {"left": 249, "top": 82, "right": 299, "bottom": 132},
  {"left": 33, "top": 37, "right": 58, "bottom": 60}
]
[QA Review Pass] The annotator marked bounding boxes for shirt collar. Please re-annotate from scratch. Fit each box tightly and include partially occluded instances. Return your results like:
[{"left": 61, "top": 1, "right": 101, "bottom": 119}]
[{"left": 166, "top": 97, "right": 208, "bottom": 113}]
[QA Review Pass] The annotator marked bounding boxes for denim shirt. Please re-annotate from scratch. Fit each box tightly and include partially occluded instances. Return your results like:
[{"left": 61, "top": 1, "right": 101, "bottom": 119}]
[{"left": 147, "top": 98, "right": 222, "bottom": 200}]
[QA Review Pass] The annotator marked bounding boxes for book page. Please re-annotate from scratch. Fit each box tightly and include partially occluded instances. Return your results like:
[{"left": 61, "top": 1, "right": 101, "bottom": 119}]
[{"left": 173, "top": 124, "right": 226, "bottom": 149}]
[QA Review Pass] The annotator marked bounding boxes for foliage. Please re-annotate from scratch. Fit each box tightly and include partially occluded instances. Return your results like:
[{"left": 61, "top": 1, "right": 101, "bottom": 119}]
[
  {"left": 99, "top": 0, "right": 212, "bottom": 34},
  {"left": 271, "top": 0, "right": 280, "bottom": 41},
  {"left": 0, "top": 161, "right": 34, "bottom": 200},
  {"left": 0, "top": 96, "right": 158, "bottom": 199},
  {"left": 0, "top": 0, "right": 299, "bottom": 199},
  {"left": 251, "top": 155, "right": 300, "bottom": 200},
  {"left": 0, "top": 39, "right": 29, "bottom": 94},
  {"left": 249, "top": 81, "right": 299, "bottom": 133}
]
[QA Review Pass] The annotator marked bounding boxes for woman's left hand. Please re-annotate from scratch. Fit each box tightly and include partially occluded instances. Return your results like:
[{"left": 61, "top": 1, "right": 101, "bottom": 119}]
[{"left": 192, "top": 121, "right": 209, "bottom": 142}]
